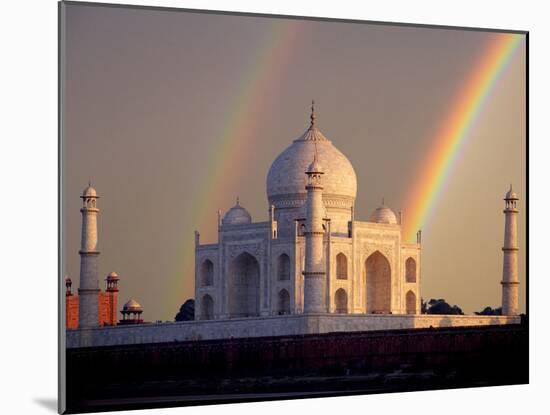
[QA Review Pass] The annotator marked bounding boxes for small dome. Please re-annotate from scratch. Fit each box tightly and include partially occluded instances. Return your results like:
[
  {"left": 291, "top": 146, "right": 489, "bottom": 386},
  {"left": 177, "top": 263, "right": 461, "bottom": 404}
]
[
  {"left": 123, "top": 298, "right": 143, "bottom": 312},
  {"left": 369, "top": 203, "right": 398, "bottom": 224},
  {"left": 222, "top": 200, "right": 252, "bottom": 226},
  {"left": 106, "top": 271, "right": 119, "bottom": 280},
  {"left": 82, "top": 185, "right": 97, "bottom": 198},
  {"left": 505, "top": 185, "right": 518, "bottom": 200}
]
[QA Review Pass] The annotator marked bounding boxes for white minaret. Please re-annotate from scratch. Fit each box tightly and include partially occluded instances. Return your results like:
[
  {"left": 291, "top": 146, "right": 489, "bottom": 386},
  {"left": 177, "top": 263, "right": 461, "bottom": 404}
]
[
  {"left": 78, "top": 183, "right": 100, "bottom": 328},
  {"left": 303, "top": 102, "right": 327, "bottom": 314},
  {"left": 501, "top": 185, "right": 519, "bottom": 316}
]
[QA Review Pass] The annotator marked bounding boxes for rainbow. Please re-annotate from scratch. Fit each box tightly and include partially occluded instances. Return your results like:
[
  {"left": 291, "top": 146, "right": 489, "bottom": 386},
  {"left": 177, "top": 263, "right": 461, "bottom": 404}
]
[
  {"left": 170, "top": 19, "right": 306, "bottom": 313},
  {"left": 402, "top": 33, "right": 524, "bottom": 242}
]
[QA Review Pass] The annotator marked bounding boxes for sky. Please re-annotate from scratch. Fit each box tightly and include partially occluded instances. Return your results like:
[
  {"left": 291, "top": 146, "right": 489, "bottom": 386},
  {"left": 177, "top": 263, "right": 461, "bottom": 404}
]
[{"left": 62, "top": 3, "right": 526, "bottom": 321}]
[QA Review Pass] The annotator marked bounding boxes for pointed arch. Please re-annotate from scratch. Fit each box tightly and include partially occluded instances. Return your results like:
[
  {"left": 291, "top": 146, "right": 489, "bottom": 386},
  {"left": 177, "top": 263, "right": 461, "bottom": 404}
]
[
  {"left": 277, "top": 289, "right": 290, "bottom": 315},
  {"left": 277, "top": 253, "right": 290, "bottom": 281},
  {"left": 406, "top": 290, "right": 416, "bottom": 314},
  {"left": 201, "top": 294, "right": 214, "bottom": 320},
  {"left": 335, "top": 288, "right": 348, "bottom": 314},
  {"left": 336, "top": 253, "right": 348, "bottom": 280},
  {"left": 365, "top": 251, "right": 392, "bottom": 313},
  {"left": 228, "top": 252, "right": 260, "bottom": 318},
  {"left": 200, "top": 259, "right": 214, "bottom": 286},
  {"left": 405, "top": 257, "right": 417, "bottom": 283}
]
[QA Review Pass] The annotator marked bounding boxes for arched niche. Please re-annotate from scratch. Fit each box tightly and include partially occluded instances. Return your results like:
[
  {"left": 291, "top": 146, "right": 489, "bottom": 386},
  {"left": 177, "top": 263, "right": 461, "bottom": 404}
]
[
  {"left": 277, "top": 254, "right": 290, "bottom": 281},
  {"left": 406, "top": 290, "right": 416, "bottom": 314},
  {"left": 277, "top": 289, "right": 290, "bottom": 315},
  {"left": 201, "top": 294, "right": 214, "bottom": 320},
  {"left": 405, "top": 257, "right": 417, "bottom": 283},
  {"left": 201, "top": 259, "right": 214, "bottom": 286},
  {"left": 335, "top": 288, "right": 348, "bottom": 314},
  {"left": 336, "top": 253, "right": 348, "bottom": 280}
]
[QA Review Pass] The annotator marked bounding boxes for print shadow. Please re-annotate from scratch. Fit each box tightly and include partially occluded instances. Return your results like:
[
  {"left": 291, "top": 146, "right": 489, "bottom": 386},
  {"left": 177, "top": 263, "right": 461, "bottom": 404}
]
[{"left": 34, "top": 397, "right": 57, "bottom": 413}]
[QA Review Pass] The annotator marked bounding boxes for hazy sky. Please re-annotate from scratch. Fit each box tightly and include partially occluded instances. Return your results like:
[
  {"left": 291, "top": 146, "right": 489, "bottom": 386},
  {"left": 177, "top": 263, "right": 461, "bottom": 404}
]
[{"left": 63, "top": 3, "right": 526, "bottom": 321}]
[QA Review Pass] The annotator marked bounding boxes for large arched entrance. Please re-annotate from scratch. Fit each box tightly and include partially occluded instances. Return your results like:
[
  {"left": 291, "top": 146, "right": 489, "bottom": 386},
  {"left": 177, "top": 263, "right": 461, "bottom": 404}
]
[
  {"left": 365, "top": 251, "right": 392, "bottom": 313},
  {"left": 228, "top": 252, "right": 260, "bottom": 318}
]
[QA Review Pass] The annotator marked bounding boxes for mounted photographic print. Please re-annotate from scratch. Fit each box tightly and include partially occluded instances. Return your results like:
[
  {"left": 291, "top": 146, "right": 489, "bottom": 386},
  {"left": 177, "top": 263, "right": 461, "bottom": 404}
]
[{"left": 59, "top": 1, "right": 528, "bottom": 413}]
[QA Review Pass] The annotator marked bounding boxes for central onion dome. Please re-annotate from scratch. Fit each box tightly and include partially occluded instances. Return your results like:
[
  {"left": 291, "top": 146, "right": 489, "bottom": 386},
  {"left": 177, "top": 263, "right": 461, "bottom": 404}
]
[
  {"left": 223, "top": 198, "right": 252, "bottom": 226},
  {"left": 266, "top": 103, "right": 357, "bottom": 216}
]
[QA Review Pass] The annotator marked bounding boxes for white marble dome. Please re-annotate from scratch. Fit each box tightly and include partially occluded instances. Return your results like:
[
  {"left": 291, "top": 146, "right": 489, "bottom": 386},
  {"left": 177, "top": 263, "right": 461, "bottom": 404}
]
[
  {"left": 369, "top": 204, "right": 398, "bottom": 224},
  {"left": 266, "top": 120, "right": 357, "bottom": 209},
  {"left": 223, "top": 200, "right": 252, "bottom": 226}
]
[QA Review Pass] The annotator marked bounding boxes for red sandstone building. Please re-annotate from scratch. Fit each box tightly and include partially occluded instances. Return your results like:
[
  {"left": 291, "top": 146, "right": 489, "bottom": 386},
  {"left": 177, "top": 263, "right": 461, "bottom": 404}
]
[{"left": 65, "top": 272, "right": 120, "bottom": 329}]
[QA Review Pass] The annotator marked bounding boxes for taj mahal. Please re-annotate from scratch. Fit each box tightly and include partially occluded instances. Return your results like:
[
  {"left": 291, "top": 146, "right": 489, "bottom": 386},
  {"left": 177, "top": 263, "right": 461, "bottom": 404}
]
[
  {"left": 194, "top": 103, "right": 421, "bottom": 320},
  {"left": 66, "top": 103, "right": 521, "bottom": 348}
]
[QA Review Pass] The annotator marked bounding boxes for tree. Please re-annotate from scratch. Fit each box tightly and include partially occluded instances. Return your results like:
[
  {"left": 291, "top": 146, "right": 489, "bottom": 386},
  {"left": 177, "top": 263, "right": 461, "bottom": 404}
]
[
  {"left": 475, "top": 306, "right": 502, "bottom": 315},
  {"left": 175, "top": 299, "right": 195, "bottom": 321},
  {"left": 424, "top": 298, "right": 464, "bottom": 315}
]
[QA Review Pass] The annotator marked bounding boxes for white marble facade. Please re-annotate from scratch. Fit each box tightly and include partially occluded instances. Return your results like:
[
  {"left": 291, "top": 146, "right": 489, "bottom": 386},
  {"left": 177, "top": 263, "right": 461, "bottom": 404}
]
[{"left": 194, "top": 106, "right": 421, "bottom": 320}]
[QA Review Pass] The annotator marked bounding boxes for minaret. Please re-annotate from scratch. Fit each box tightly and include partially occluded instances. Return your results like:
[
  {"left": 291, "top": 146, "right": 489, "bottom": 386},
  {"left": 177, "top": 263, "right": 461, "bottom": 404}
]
[
  {"left": 105, "top": 272, "right": 120, "bottom": 326},
  {"left": 303, "top": 101, "right": 327, "bottom": 314},
  {"left": 501, "top": 185, "right": 520, "bottom": 316},
  {"left": 78, "top": 183, "right": 101, "bottom": 328}
]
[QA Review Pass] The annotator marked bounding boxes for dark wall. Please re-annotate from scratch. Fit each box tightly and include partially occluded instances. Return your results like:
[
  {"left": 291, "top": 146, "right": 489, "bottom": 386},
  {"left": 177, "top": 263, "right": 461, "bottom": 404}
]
[{"left": 65, "top": 324, "right": 528, "bottom": 413}]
